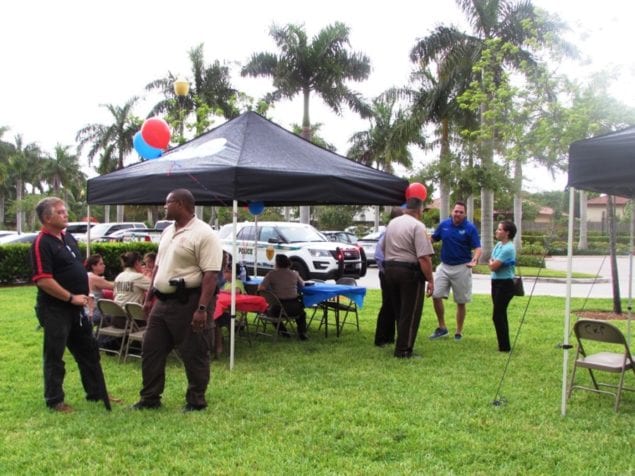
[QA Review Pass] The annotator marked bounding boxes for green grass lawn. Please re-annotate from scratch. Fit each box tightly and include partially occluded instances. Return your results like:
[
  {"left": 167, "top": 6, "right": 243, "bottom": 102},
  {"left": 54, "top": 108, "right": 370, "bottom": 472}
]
[
  {"left": 1, "top": 286, "right": 633, "bottom": 475},
  {"left": 472, "top": 265, "right": 595, "bottom": 279}
]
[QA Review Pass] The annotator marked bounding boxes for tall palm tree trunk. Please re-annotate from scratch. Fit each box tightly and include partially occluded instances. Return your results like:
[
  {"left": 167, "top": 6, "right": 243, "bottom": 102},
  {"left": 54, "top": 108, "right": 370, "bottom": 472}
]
[
  {"left": 299, "top": 88, "right": 312, "bottom": 224},
  {"left": 513, "top": 157, "right": 523, "bottom": 251},
  {"left": 16, "top": 179, "right": 23, "bottom": 233},
  {"left": 438, "top": 118, "right": 451, "bottom": 221},
  {"left": 466, "top": 195, "right": 475, "bottom": 223}
]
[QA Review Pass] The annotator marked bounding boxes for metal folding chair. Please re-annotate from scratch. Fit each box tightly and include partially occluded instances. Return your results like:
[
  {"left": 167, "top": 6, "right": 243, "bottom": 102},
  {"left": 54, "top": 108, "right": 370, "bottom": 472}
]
[
  {"left": 123, "top": 303, "right": 147, "bottom": 362},
  {"left": 95, "top": 299, "right": 130, "bottom": 362},
  {"left": 254, "top": 290, "right": 298, "bottom": 341},
  {"left": 568, "top": 319, "right": 635, "bottom": 411}
]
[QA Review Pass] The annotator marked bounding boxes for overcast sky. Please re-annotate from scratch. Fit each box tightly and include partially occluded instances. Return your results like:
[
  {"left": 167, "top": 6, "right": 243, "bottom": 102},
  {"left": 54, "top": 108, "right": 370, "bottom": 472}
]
[{"left": 2, "top": 0, "right": 634, "bottom": 192}]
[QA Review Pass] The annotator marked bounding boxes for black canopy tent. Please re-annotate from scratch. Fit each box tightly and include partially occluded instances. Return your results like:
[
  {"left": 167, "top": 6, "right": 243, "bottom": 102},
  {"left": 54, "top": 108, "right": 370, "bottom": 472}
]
[
  {"left": 87, "top": 111, "right": 409, "bottom": 369},
  {"left": 87, "top": 111, "right": 408, "bottom": 207},
  {"left": 568, "top": 126, "right": 635, "bottom": 198},
  {"left": 563, "top": 126, "right": 635, "bottom": 415}
]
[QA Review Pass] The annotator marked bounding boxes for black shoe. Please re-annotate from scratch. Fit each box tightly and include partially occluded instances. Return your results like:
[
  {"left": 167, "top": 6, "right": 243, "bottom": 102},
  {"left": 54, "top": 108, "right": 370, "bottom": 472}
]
[
  {"left": 182, "top": 403, "right": 207, "bottom": 412},
  {"left": 278, "top": 330, "right": 292, "bottom": 338},
  {"left": 299, "top": 333, "right": 309, "bottom": 341},
  {"left": 131, "top": 400, "right": 161, "bottom": 410}
]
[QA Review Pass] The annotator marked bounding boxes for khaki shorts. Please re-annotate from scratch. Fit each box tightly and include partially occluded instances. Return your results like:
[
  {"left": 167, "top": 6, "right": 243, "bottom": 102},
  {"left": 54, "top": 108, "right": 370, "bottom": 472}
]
[{"left": 432, "top": 262, "right": 472, "bottom": 303}]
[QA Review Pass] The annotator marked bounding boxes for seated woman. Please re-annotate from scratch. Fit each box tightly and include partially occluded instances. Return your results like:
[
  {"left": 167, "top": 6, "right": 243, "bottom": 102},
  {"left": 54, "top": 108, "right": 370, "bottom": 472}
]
[
  {"left": 143, "top": 252, "right": 156, "bottom": 279},
  {"left": 85, "top": 253, "right": 114, "bottom": 325},
  {"left": 257, "top": 254, "right": 308, "bottom": 340},
  {"left": 113, "top": 251, "right": 151, "bottom": 327},
  {"left": 214, "top": 266, "right": 247, "bottom": 358}
]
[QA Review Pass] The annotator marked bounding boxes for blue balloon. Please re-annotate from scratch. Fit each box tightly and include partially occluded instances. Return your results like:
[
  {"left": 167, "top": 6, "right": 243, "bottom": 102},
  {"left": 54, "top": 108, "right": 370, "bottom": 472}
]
[
  {"left": 248, "top": 201, "right": 265, "bottom": 216},
  {"left": 133, "top": 131, "right": 162, "bottom": 160}
]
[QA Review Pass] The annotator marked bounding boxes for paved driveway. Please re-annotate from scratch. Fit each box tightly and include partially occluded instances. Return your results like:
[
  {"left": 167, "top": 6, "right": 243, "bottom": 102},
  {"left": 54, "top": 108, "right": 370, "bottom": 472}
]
[{"left": 357, "top": 255, "right": 635, "bottom": 299}]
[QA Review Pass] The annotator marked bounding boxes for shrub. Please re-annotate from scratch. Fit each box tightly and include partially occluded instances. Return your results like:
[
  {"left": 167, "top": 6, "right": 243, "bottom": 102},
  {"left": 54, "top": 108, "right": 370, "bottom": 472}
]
[{"left": 0, "top": 242, "right": 158, "bottom": 284}]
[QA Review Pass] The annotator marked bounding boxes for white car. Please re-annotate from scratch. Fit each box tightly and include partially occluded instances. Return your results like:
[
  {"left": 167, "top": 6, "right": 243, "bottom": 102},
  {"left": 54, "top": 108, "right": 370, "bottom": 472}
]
[
  {"left": 76, "top": 222, "right": 147, "bottom": 242},
  {"left": 357, "top": 231, "right": 383, "bottom": 265},
  {"left": 221, "top": 221, "right": 365, "bottom": 280}
]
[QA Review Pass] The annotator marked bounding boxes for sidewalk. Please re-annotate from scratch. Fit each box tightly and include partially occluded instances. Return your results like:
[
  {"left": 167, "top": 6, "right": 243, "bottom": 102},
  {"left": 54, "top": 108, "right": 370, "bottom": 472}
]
[
  {"left": 472, "top": 255, "right": 634, "bottom": 299},
  {"left": 358, "top": 255, "right": 634, "bottom": 299}
]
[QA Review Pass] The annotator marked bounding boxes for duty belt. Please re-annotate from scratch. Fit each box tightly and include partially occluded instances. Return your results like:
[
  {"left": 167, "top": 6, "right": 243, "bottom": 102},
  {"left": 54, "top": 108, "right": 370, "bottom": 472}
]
[
  {"left": 154, "top": 287, "right": 201, "bottom": 301},
  {"left": 384, "top": 261, "right": 419, "bottom": 270}
]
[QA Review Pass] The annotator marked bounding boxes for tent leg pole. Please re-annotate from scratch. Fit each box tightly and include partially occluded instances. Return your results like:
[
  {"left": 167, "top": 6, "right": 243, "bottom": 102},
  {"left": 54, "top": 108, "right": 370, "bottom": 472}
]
[
  {"left": 628, "top": 202, "right": 634, "bottom": 347},
  {"left": 86, "top": 205, "right": 91, "bottom": 257},
  {"left": 230, "top": 200, "right": 238, "bottom": 371},
  {"left": 562, "top": 187, "right": 575, "bottom": 417}
]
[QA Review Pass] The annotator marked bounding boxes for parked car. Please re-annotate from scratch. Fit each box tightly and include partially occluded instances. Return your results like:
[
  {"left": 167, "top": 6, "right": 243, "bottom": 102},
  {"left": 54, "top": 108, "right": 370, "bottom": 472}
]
[
  {"left": 76, "top": 222, "right": 147, "bottom": 242},
  {"left": 0, "top": 231, "right": 17, "bottom": 239},
  {"left": 0, "top": 232, "right": 39, "bottom": 245},
  {"left": 65, "top": 221, "right": 97, "bottom": 240},
  {"left": 321, "top": 230, "right": 359, "bottom": 245},
  {"left": 357, "top": 231, "right": 383, "bottom": 265},
  {"left": 100, "top": 228, "right": 164, "bottom": 243},
  {"left": 221, "top": 221, "right": 365, "bottom": 280},
  {"left": 154, "top": 220, "right": 173, "bottom": 231}
]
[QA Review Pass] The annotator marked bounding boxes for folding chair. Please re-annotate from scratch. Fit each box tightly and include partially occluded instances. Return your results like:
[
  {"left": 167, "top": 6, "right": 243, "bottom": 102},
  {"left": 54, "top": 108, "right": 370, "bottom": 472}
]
[
  {"left": 334, "top": 277, "right": 360, "bottom": 333},
  {"left": 306, "top": 279, "right": 330, "bottom": 330},
  {"left": 123, "top": 303, "right": 147, "bottom": 362},
  {"left": 254, "top": 290, "right": 297, "bottom": 341},
  {"left": 567, "top": 319, "right": 635, "bottom": 411},
  {"left": 310, "top": 278, "right": 359, "bottom": 336},
  {"left": 95, "top": 299, "right": 130, "bottom": 362}
]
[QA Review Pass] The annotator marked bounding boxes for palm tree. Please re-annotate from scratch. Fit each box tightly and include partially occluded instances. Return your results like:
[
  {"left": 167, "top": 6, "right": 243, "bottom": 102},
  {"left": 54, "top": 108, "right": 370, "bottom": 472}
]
[
  {"left": 410, "top": 0, "right": 569, "bottom": 260},
  {"left": 0, "top": 127, "right": 13, "bottom": 226},
  {"left": 401, "top": 62, "right": 476, "bottom": 220},
  {"left": 242, "top": 22, "right": 371, "bottom": 224},
  {"left": 348, "top": 95, "right": 424, "bottom": 229},
  {"left": 43, "top": 144, "right": 86, "bottom": 204},
  {"left": 146, "top": 44, "right": 240, "bottom": 143},
  {"left": 8, "top": 135, "right": 42, "bottom": 232},
  {"left": 76, "top": 98, "right": 141, "bottom": 221}
]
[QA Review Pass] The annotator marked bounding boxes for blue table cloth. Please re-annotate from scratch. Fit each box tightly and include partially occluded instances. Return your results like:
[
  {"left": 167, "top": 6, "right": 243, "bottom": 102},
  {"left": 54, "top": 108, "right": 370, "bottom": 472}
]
[{"left": 247, "top": 276, "right": 366, "bottom": 308}]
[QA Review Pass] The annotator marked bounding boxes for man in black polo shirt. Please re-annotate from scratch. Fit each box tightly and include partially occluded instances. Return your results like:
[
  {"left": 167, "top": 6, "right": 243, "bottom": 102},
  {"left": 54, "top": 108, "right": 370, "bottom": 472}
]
[{"left": 30, "top": 197, "right": 107, "bottom": 413}]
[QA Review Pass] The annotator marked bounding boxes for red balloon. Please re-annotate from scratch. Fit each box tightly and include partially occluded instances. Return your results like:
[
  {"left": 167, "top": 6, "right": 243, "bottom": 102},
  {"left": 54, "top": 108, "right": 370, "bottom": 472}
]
[
  {"left": 141, "top": 117, "right": 171, "bottom": 149},
  {"left": 405, "top": 182, "right": 427, "bottom": 201}
]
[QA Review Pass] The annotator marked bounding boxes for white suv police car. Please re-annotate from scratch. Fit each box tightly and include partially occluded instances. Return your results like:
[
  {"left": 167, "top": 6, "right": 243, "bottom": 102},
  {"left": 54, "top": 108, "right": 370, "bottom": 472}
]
[{"left": 220, "top": 221, "right": 365, "bottom": 280}]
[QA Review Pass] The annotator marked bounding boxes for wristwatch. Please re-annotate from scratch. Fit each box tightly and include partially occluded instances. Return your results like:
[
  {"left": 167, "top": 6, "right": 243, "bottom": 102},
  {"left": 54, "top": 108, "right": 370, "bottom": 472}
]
[{"left": 197, "top": 305, "right": 207, "bottom": 312}]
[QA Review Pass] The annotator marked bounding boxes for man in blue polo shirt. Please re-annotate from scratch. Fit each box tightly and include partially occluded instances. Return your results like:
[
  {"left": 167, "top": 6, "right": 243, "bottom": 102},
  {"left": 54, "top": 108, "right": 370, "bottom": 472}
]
[{"left": 429, "top": 201, "right": 481, "bottom": 341}]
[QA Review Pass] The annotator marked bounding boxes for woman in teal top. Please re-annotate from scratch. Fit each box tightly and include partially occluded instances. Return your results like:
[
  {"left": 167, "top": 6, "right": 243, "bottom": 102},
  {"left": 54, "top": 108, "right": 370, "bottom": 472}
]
[{"left": 488, "top": 221, "right": 517, "bottom": 352}]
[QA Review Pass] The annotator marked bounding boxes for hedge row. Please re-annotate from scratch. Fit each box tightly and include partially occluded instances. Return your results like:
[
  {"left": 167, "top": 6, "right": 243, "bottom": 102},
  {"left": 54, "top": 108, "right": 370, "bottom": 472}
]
[{"left": 0, "top": 242, "right": 158, "bottom": 284}]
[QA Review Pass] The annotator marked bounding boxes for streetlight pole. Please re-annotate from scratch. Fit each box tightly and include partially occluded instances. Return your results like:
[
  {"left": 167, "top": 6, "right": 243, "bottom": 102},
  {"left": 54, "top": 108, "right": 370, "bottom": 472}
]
[
  {"left": 173, "top": 77, "right": 203, "bottom": 220},
  {"left": 173, "top": 77, "right": 189, "bottom": 144}
]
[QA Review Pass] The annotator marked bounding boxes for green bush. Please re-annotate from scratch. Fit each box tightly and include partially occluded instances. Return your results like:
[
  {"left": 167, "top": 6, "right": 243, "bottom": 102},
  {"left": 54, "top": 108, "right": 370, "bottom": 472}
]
[
  {"left": 0, "top": 242, "right": 158, "bottom": 284},
  {"left": 517, "top": 254, "right": 545, "bottom": 267},
  {"left": 0, "top": 244, "right": 32, "bottom": 284},
  {"left": 520, "top": 241, "right": 545, "bottom": 256}
]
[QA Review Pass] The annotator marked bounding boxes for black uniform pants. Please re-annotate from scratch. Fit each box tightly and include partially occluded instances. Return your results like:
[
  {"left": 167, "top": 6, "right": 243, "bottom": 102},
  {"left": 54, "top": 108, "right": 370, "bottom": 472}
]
[
  {"left": 374, "top": 270, "right": 396, "bottom": 346},
  {"left": 35, "top": 303, "right": 103, "bottom": 407},
  {"left": 140, "top": 291, "right": 213, "bottom": 407},
  {"left": 384, "top": 266, "right": 427, "bottom": 357},
  {"left": 491, "top": 279, "right": 514, "bottom": 352}
]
